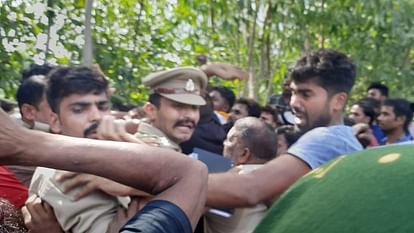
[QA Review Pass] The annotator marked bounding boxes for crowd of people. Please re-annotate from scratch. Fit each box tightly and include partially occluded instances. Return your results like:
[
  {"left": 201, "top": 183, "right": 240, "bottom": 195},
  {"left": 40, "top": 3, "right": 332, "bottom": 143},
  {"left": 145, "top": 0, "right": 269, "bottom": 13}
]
[{"left": 0, "top": 48, "right": 413, "bottom": 233}]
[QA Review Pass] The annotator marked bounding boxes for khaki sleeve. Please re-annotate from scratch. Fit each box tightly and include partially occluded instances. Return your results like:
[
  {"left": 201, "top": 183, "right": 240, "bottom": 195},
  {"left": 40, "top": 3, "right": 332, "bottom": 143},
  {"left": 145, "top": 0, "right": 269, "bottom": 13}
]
[{"left": 29, "top": 168, "right": 122, "bottom": 233}]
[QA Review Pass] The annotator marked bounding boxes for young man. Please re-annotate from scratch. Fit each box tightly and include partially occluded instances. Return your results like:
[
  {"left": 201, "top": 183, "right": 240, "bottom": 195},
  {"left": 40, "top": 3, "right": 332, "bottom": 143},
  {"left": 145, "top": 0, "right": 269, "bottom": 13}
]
[
  {"left": 137, "top": 67, "right": 207, "bottom": 151},
  {"left": 377, "top": 98, "right": 413, "bottom": 145},
  {"left": 25, "top": 66, "right": 122, "bottom": 233},
  {"left": 16, "top": 75, "right": 52, "bottom": 131},
  {"left": 206, "top": 49, "right": 363, "bottom": 209},
  {"left": 0, "top": 108, "right": 207, "bottom": 233},
  {"left": 9, "top": 65, "right": 54, "bottom": 187}
]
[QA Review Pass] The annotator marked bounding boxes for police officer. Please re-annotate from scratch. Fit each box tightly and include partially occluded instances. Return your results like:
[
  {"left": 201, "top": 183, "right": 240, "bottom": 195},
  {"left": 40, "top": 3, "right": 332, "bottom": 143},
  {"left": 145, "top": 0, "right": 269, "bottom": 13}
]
[{"left": 137, "top": 67, "right": 207, "bottom": 152}]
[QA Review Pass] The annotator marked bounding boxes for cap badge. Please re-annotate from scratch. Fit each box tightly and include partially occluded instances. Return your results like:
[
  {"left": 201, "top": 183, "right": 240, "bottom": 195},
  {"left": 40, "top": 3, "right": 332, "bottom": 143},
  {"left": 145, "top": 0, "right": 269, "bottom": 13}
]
[{"left": 185, "top": 79, "right": 195, "bottom": 92}]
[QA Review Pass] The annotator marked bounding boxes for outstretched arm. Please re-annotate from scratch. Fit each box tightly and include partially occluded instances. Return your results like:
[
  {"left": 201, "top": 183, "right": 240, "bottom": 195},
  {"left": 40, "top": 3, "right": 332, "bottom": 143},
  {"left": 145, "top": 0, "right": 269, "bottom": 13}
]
[
  {"left": 207, "top": 154, "right": 310, "bottom": 208},
  {"left": 0, "top": 109, "right": 207, "bottom": 229}
]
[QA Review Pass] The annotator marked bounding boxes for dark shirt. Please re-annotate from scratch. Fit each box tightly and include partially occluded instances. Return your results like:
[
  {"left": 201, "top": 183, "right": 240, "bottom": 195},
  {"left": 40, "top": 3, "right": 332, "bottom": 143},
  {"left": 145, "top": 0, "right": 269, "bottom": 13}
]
[
  {"left": 380, "top": 132, "right": 413, "bottom": 145},
  {"left": 371, "top": 125, "right": 385, "bottom": 143},
  {"left": 181, "top": 116, "right": 226, "bottom": 155},
  {"left": 121, "top": 200, "right": 192, "bottom": 233}
]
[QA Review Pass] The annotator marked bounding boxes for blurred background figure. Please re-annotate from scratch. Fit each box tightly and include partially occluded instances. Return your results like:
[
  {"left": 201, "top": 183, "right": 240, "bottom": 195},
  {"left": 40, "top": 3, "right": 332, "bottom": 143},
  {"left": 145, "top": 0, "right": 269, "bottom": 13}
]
[
  {"left": 208, "top": 86, "right": 236, "bottom": 125},
  {"left": 377, "top": 98, "right": 413, "bottom": 145},
  {"left": 275, "top": 125, "right": 301, "bottom": 156},
  {"left": 260, "top": 105, "right": 279, "bottom": 130},
  {"left": 348, "top": 98, "right": 382, "bottom": 146},
  {"left": 268, "top": 79, "right": 295, "bottom": 126},
  {"left": 224, "top": 98, "right": 261, "bottom": 133},
  {"left": 367, "top": 82, "right": 388, "bottom": 102}
]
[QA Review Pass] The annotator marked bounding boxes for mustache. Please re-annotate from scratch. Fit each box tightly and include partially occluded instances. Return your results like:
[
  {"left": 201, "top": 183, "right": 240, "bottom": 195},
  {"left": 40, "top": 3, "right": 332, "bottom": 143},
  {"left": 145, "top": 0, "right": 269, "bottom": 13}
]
[
  {"left": 173, "top": 118, "right": 196, "bottom": 128},
  {"left": 83, "top": 122, "right": 99, "bottom": 138}
]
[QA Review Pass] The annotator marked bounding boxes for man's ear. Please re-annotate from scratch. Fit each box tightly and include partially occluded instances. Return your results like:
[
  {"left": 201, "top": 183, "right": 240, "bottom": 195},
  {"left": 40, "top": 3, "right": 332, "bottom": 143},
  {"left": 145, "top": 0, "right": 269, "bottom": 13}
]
[
  {"left": 143, "top": 103, "right": 157, "bottom": 121},
  {"left": 49, "top": 112, "right": 62, "bottom": 134},
  {"left": 20, "top": 104, "right": 37, "bottom": 121},
  {"left": 331, "top": 92, "right": 348, "bottom": 112},
  {"left": 396, "top": 115, "right": 406, "bottom": 126},
  {"left": 237, "top": 147, "right": 252, "bottom": 165}
]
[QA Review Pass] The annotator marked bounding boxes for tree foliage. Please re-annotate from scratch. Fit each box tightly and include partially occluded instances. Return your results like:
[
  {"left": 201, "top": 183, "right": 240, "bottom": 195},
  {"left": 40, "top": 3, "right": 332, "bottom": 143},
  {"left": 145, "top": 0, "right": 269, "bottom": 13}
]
[{"left": 1, "top": 0, "right": 413, "bottom": 107}]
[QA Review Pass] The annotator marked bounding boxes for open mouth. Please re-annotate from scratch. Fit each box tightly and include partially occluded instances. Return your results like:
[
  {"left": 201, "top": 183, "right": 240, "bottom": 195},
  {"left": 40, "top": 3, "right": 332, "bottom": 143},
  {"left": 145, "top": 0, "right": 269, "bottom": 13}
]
[{"left": 176, "top": 124, "right": 194, "bottom": 130}]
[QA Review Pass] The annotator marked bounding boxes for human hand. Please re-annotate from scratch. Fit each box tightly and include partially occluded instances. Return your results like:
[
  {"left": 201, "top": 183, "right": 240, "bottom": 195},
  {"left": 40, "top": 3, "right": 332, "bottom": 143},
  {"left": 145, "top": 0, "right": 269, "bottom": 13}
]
[
  {"left": 200, "top": 62, "right": 248, "bottom": 80},
  {"left": 97, "top": 115, "right": 160, "bottom": 146},
  {"left": 97, "top": 115, "right": 142, "bottom": 143},
  {"left": 22, "top": 195, "right": 64, "bottom": 233},
  {"left": 55, "top": 172, "right": 145, "bottom": 200},
  {"left": 352, "top": 123, "right": 373, "bottom": 148}
]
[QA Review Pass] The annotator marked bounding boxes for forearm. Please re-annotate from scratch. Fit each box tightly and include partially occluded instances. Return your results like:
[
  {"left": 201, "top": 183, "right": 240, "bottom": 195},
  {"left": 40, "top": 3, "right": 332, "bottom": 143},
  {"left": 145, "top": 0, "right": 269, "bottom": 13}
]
[
  {"left": 13, "top": 130, "right": 194, "bottom": 194},
  {"left": 1, "top": 110, "right": 208, "bottom": 230},
  {"left": 207, "top": 155, "right": 311, "bottom": 209},
  {"left": 207, "top": 172, "right": 262, "bottom": 208}
]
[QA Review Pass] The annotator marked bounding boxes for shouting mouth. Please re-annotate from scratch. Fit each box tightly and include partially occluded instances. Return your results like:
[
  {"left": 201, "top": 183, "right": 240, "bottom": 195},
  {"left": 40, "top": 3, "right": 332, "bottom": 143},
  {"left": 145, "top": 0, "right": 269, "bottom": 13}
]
[{"left": 175, "top": 123, "right": 194, "bottom": 130}]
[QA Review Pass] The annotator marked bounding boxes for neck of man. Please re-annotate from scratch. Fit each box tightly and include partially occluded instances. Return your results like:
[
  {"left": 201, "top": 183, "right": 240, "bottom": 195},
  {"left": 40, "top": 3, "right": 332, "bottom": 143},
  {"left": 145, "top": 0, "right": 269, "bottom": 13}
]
[
  {"left": 330, "top": 114, "right": 345, "bottom": 126},
  {"left": 303, "top": 113, "right": 345, "bottom": 133},
  {"left": 384, "top": 127, "right": 406, "bottom": 144}
]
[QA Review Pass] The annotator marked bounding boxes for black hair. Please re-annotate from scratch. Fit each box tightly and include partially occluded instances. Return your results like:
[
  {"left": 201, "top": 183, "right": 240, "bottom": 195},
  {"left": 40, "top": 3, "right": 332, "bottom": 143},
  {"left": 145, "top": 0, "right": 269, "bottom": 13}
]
[
  {"left": 21, "top": 64, "right": 54, "bottom": 81},
  {"left": 46, "top": 66, "right": 109, "bottom": 113},
  {"left": 210, "top": 86, "right": 236, "bottom": 112},
  {"left": 382, "top": 98, "right": 413, "bottom": 132},
  {"left": 367, "top": 82, "right": 389, "bottom": 97},
  {"left": 354, "top": 98, "right": 380, "bottom": 125},
  {"left": 148, "top": 93, "right": 162, "bottom": 108},
  {"left": 16, "top": 75, "right": 47, "bottom": 109},
  {"left": 276, "top": 125, "right": 301, "bottom": 147},
  {"left": 235, "top": 98, "right": 261, "bottom": 117},
  {"left": 261, "top": 105, "right": 278, "bottom": 124},
  {"left": 290, "top": 49, "right": 356, "bottom": 96}
]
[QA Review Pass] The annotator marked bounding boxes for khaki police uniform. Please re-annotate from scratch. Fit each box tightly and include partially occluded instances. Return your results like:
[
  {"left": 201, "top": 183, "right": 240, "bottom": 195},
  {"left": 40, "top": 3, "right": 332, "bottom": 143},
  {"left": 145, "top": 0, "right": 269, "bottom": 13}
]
[{"left": 29, "top": 168, "right": 129, "bottom": 233}]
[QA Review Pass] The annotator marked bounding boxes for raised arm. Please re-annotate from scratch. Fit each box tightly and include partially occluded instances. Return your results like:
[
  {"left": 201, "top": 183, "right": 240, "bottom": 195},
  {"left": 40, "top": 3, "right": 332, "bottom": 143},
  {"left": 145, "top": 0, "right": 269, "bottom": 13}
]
[{"left": 0, "top": 109, "right": 207, "bottom": 230}]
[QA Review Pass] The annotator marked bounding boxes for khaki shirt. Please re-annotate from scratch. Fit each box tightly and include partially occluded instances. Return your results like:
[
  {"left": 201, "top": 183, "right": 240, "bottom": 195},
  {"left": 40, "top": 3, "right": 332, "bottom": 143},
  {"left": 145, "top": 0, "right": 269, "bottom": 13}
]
[
  {"left": 27, "top": 121, "right": 179, "bottom": 232},
  {"left": 134, "top": 121, "right": 181, "bottom": 152},
  {"left": 29, "top": 167, "right": 130, "bottom": 233},
  {"left": 205, "top": 165, "right": 267, "bottom": 233}
]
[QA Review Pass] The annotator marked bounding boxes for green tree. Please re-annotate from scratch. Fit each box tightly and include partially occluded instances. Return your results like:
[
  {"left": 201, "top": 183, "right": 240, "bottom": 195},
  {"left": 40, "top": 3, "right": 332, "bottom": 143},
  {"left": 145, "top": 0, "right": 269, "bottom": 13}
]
[{"left": 1, "top": 0, "right": 413, "bottom": 107}]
